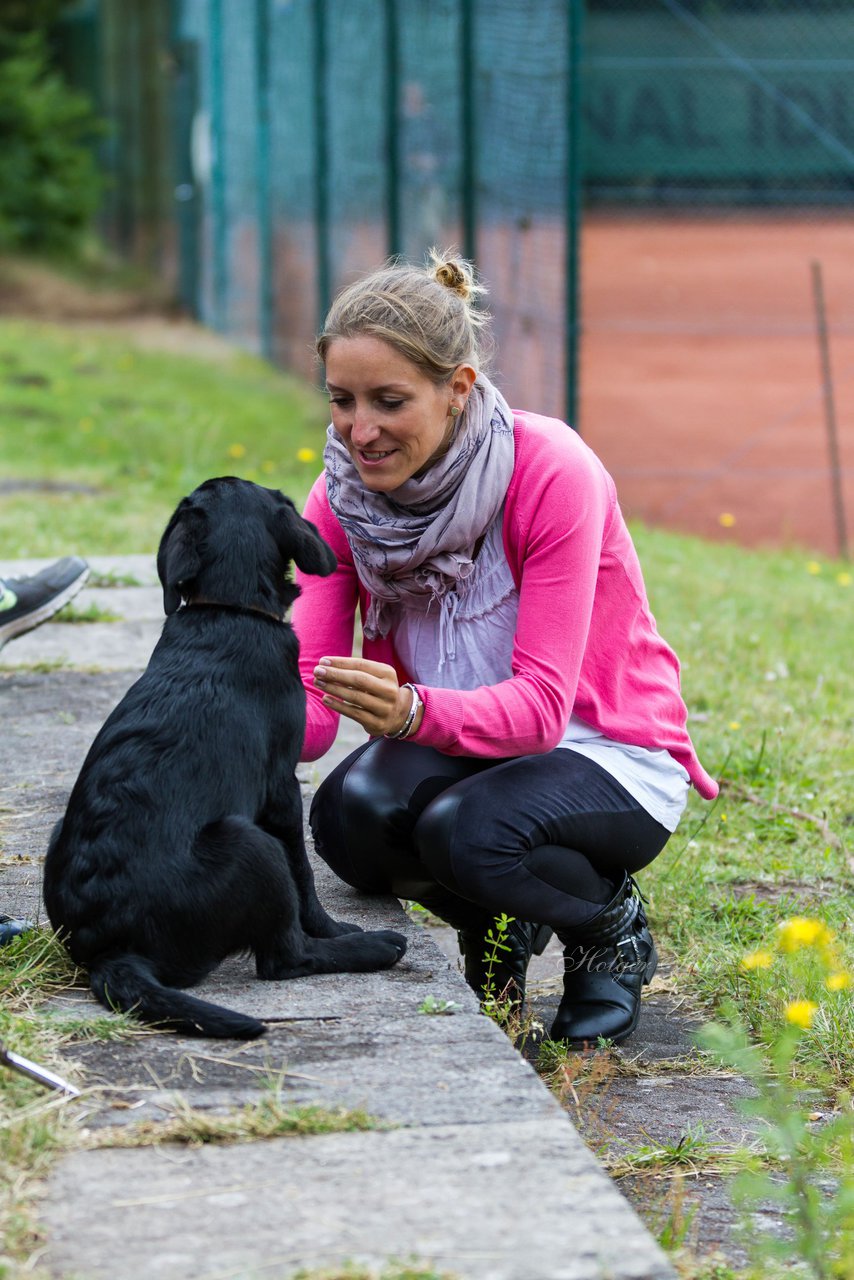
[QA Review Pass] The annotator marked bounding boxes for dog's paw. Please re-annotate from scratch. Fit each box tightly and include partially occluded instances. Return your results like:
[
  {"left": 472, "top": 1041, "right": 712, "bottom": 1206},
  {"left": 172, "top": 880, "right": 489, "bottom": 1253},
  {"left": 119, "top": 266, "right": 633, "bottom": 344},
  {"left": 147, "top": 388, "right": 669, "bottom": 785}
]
[
  {"left": 327, "top": 919, "right": 363, "bottom": 937},
  {"left": 368, "top": 928, "right": 408, "bottom": 962},
  {"left": 328, "top": 928, "right": 407, "bottom": 971}
]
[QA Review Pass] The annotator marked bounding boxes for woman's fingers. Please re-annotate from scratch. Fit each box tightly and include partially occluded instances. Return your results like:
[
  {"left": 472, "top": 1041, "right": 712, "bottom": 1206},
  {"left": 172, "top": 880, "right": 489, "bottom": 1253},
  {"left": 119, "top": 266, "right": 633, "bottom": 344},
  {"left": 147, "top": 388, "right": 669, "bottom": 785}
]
[{"left": 313, "top": 656, "right": 408, "bottom": 735}]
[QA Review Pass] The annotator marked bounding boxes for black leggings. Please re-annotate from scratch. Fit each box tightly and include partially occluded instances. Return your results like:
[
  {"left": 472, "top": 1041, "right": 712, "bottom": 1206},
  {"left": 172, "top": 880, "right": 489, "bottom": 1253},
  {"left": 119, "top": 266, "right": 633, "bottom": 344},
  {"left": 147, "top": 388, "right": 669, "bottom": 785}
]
[{"left": 309, "top": 738, "right": 671, "bottom": 935}]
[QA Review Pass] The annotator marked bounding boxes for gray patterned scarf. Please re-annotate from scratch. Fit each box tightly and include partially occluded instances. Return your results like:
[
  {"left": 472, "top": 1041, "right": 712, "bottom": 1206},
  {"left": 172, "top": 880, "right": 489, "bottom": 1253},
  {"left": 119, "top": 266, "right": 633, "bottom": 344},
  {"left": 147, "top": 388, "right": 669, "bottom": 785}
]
[{"left": 324, "top": 373, "right": 515, "bottom": 640}]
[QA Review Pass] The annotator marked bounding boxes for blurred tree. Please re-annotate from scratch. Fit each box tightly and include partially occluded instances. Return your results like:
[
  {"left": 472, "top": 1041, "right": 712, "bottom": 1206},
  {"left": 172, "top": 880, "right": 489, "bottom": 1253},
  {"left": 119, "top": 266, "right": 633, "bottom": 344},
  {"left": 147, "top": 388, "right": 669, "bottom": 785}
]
[
  {"left": 0, "top": 2, "right": 103, "bottom": 252},
  {"left": 0, "top": 0, "right": 76, "bottom": 37}
]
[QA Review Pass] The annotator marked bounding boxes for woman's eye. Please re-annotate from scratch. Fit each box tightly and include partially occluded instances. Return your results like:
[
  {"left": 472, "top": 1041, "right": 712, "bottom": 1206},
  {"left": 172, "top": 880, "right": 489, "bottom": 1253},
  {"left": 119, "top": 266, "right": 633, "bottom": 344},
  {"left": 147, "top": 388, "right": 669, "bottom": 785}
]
[
  {"left": 379, "top": 399, "right": 404, "bottom": 410},
  {"left": 328, "top": 396, "right": 350, "bottom": 407}
]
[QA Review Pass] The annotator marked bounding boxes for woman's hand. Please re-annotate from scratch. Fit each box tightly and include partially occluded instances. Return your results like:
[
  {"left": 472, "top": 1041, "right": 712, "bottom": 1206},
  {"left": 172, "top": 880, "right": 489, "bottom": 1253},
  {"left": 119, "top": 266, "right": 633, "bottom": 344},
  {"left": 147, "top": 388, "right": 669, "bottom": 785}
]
[{"left": 313, "top": 656, "right": 422, "bottom": 738}]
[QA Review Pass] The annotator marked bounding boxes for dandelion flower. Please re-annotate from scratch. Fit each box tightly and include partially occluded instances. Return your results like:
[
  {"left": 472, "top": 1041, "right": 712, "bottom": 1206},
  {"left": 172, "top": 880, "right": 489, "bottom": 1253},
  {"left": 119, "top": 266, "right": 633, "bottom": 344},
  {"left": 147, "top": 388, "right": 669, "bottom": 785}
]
[
  {"left": 785, "top": 1000, "right": 818, "bottom": 1029},
  {"left": 837, "top": 572, "right": 852, "bottom": 587},
  {"left": 741, "top": 950, "right": 774, "bottom": 971},
  {"left": 777, "top": 917, "right": 834, "bottom": 953},
  {"left": 728, "top": 721, "right": 741, "bottom": 731},
  {"left": 227, "top": 443, "right": 247, "bottom": 459},
  {"left": 718, "top": 513, "right": 736, "bottom": 528},
  {"left": 297, "top": 447, "right": 318, "bottom": 464},
  {"left": 826, "top": 971, "right": 851, "bottom": 992},
  {"left": 806, "top": 561, "right": 822, "bottom": 575}
]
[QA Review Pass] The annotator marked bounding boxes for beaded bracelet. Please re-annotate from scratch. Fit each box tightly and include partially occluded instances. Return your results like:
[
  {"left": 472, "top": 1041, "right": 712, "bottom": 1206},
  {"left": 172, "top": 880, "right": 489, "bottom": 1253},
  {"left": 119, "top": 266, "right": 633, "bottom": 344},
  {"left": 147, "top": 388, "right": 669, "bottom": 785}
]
[{"left": 384, "top": 682, "right": 422, "bottom": 741}]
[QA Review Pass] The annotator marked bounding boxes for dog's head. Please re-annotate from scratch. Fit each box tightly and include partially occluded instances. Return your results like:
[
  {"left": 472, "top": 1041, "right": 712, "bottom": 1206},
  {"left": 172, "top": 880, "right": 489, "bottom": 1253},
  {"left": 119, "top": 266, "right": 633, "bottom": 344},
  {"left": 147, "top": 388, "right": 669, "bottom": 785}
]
[{"left": 157, "top": 477, "right": 337, "bottom": 616}]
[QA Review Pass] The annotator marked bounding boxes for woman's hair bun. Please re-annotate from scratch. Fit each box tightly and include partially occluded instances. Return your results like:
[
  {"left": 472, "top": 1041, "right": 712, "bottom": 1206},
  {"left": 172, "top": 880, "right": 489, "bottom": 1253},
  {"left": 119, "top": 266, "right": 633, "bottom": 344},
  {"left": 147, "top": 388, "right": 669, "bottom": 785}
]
[{"left": 427, "top": 248, "right": 484, "bottom": 305}]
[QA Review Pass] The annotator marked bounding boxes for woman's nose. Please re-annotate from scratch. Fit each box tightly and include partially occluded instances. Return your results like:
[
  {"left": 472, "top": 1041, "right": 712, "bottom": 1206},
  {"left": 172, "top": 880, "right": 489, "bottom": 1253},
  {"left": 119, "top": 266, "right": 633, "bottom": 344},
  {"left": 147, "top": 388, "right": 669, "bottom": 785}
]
[{"left": 350, "top": 409, "right": 379, "bottom": 446}]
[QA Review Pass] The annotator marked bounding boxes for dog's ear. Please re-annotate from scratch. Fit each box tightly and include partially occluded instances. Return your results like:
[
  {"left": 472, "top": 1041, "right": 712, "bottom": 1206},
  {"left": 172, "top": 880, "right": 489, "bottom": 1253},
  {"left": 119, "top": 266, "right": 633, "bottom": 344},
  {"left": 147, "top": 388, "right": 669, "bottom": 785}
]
[
  {"left": 157, "top": 502, "right": 207, "bottom": 614},
  {"left": 274, "top": 497, "right": 337, "bottom": 578}
]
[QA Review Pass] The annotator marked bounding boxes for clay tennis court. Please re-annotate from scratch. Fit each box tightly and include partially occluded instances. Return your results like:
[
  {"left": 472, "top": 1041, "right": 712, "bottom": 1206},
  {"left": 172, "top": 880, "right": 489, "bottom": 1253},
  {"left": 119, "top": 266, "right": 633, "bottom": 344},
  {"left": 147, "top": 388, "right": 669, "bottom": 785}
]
[{"left": 579, "top": 213, "right": 854, "bottom": 558}]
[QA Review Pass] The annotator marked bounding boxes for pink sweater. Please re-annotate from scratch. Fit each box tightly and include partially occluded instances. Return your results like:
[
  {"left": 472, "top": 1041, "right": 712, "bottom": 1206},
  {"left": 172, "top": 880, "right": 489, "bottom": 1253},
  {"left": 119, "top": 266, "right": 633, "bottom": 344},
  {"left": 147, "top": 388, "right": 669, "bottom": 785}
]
[{"left": 294, "top": 411, "right": 719, "bottom": 799}]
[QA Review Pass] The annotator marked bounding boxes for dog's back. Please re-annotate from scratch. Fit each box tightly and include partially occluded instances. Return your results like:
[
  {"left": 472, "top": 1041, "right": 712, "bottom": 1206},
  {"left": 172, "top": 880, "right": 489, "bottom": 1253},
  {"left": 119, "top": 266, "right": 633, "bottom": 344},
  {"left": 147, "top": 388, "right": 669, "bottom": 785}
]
[{"left": 45, "top": 609, "right": 301, "bottom": 1037}]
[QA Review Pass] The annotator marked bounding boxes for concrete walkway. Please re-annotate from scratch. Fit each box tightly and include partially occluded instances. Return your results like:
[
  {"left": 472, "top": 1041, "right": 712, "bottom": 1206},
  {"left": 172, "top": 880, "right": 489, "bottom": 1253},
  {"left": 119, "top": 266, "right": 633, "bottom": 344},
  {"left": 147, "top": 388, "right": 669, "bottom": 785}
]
[{"left": 0, "top": 557, "right": 676, "bottom": 1280}]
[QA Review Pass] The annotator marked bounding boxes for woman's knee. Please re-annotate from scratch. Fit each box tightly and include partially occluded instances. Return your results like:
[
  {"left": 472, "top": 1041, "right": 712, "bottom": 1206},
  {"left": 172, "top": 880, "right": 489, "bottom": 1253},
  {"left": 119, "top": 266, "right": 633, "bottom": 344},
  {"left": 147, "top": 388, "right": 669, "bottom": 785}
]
[
  {"left": 415, "top": 785, "right": 502, "bottom": 903},
  {"left": 310, "top": 742, "right": 402, "bottom": 891}
]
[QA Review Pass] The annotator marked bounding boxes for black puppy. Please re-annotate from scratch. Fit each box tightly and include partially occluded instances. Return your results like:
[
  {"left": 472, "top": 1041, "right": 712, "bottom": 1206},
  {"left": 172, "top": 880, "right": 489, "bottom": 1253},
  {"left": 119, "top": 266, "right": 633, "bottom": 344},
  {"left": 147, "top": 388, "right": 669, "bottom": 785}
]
[{"left": 43, "top": 477, "right": 406, "bottom": 1039}]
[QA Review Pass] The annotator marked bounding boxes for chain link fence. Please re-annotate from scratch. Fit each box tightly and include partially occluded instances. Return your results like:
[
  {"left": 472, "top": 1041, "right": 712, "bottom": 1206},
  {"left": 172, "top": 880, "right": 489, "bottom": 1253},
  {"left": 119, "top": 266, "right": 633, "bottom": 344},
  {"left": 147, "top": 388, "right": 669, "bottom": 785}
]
[{"left": 56, "top": 0, "right": 853, "bottom": 554}]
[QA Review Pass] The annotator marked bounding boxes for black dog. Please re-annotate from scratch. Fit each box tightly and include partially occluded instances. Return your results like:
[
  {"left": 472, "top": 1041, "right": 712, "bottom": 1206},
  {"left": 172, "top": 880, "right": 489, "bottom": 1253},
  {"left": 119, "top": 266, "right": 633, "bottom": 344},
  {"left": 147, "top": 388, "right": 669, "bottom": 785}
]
[{"left": 43, "top": 477, "right": 406, "bottom": 1039}]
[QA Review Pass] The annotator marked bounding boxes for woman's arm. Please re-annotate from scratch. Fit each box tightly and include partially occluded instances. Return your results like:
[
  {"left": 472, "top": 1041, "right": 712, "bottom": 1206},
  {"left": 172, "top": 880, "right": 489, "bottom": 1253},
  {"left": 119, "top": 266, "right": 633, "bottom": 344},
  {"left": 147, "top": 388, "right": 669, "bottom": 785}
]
[
  {"left": 292, "top": 476, "right": 362, "bottom": 760},
  {"left": 411, "top": 428, "right": 613, "bottom": 757},
  {"left": 306, "top": 426, "right": 614, "bottom": 759}
]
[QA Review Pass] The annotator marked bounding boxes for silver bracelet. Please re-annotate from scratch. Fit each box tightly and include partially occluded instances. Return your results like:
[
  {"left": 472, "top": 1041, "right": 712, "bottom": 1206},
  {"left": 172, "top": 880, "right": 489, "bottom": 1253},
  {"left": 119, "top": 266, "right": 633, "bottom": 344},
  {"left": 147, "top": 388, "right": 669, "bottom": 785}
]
[{"left": 384, "top": 682, "right": 422, "bottom": 741}]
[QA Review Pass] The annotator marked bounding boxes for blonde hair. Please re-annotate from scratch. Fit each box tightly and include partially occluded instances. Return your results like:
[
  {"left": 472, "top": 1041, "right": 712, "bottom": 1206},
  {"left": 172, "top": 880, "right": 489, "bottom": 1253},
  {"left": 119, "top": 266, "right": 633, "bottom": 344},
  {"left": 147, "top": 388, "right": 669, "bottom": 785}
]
[{"left": 316, "top": 249, "right": 491, "bottom": 384}]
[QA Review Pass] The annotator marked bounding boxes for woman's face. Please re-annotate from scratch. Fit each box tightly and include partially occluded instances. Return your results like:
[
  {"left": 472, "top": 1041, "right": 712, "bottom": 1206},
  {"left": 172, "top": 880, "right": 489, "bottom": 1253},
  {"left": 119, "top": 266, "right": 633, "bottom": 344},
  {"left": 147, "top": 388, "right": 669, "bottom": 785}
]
[{"left": 324, "top": 335, "right": 474, "bottom": 493}]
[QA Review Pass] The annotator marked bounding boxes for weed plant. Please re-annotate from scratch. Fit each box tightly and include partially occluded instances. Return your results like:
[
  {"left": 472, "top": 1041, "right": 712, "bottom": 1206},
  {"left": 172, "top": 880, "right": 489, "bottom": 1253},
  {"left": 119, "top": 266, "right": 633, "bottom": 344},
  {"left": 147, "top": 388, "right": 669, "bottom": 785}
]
[{"left": 699, "top": 920, "right": 854, "bottom": 1279}]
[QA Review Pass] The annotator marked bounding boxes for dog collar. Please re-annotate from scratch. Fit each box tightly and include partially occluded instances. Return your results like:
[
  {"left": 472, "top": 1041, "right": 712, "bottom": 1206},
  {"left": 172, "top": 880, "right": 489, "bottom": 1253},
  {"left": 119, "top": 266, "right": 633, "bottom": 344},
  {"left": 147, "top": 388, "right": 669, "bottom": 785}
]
[{"left": 181, "top": 600, "right": 285, "bottom": 624}]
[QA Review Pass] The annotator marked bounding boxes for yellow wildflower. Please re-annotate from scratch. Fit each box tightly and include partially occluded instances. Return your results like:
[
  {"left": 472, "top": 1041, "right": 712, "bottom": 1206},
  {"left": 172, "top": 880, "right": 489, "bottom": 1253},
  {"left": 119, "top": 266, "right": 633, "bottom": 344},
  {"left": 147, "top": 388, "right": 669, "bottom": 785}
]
[
  {"left": 741, "top": 950, "right": 774, "bottom": 971},
  {"left": 718, "top": 513, "right": 736, "bottom": 528},
  {"left": 261, "top": 460, "right": 275, "bottom": 474},
  {"left": 728, "top": 721, "right": 741, "bottom": 731},
  {"left": 297, "top": 447, "right": 318, "bottom": 464},
  {"left": 776, "top": 917, "right": 834, "bottom": 953},
  {"left": 785, "top": 1000, "right": 818, "bottom": 1029},
  {"left": 806, "top": 561, "right": 822, "bottom": 575},
  {"left": 837, "top": 572, "right": 852, "bottom": 587},
  {"left": 227, "top": 443, "right": 247, "bottom": 459},
  {"left": 826, "top": 971, "right": 852, "bottom": 992}
]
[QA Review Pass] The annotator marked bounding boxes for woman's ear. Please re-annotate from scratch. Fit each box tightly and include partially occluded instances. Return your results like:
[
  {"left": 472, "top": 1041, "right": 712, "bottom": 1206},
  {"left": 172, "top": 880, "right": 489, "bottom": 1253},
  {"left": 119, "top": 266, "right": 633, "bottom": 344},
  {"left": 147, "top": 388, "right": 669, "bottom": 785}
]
[{"left": 450, "top": 363, "right": 477, "bottom": 402}]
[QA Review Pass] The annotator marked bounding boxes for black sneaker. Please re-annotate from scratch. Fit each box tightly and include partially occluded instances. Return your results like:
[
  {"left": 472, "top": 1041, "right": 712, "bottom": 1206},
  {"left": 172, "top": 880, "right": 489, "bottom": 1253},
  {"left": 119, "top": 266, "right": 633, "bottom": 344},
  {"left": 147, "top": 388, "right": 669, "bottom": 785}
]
[
  {"left": 0, "top": 557, "right": 90, "bottom": 649},
  {"left": 0, "top": 915, "right": 32, "bottom": 946}
]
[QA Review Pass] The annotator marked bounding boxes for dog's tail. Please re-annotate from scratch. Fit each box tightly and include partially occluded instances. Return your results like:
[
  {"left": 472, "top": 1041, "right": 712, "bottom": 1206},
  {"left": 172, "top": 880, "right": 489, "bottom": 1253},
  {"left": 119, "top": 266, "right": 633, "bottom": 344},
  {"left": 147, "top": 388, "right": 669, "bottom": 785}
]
[{"left": 89, "top": 954, "right": 266, "bottom": 1040}]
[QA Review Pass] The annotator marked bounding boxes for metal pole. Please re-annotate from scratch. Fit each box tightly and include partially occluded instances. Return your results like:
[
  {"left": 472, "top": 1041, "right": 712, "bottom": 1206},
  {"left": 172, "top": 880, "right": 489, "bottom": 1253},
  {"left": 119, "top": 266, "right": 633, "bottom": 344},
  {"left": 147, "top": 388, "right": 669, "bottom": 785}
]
[
  {"left": 255, "top": 0, "right": 274, "bottom": 360},
  {"left": 565, "top": 0, "right": 583, "bottom": 432},
  {"left": 312, "top": 0, "right": 331, "bottom": 329},
  {"left": 460, "top": 0, "right": 477, "bottom": 263},
  {"left": 384, "top": 0, "right": 401, "bottom": 258},
  {"left": 209, "top": 0, "right": 227, "bottom": 332},
  {"left": 170, "top": 0, "right": 201, "bottom": 318},
  {"left": 811, "top": 261, "right": 850, "bottom": 561}
]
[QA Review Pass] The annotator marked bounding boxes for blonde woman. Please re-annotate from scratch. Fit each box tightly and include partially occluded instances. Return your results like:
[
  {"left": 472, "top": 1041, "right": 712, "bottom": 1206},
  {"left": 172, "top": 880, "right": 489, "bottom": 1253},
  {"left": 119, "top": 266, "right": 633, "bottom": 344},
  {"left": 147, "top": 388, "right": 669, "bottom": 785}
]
[{"left": 292, "top": 253, "right": 717, "bottom": 1045}]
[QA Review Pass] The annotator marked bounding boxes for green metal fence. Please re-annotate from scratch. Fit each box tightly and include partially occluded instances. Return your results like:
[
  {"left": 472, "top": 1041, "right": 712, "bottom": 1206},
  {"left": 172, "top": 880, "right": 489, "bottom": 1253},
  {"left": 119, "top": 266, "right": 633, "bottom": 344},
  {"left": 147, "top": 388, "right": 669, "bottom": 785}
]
[{"left": 58, "top": 0, "right": 583, "bottom": 422}]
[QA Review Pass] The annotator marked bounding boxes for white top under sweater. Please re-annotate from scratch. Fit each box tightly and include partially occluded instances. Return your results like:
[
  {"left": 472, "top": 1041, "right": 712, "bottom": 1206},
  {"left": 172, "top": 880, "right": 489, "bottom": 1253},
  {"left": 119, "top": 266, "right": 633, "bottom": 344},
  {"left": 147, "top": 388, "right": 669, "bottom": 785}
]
[{"left": 392, "top": 511, "right": 689, "bottom": 832}]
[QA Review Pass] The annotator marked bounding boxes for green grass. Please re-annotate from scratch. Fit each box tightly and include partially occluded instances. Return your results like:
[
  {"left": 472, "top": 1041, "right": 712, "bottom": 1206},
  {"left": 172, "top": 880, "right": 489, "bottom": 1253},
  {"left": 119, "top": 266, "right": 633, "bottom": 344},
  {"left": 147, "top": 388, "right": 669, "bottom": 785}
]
[
  {"left": 54, "top": 601, "right": 122, "bottom": 624},
  {"left": 0, "top": 318, "right": 328, "bottom": 555},
  {"left": 630, "top": 525, "right": 853, "bottom": 1094}
]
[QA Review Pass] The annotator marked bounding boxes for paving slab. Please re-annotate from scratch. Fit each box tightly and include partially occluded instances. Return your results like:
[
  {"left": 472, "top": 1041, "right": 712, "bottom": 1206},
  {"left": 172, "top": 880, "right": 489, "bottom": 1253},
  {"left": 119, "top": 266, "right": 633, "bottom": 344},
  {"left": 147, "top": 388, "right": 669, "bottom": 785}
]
[
  {"left": 65, "top": 1010, "right": 558, "bottom": 1132},
  {"left": 0, "top": 558, "right": 678, "bottom": 1280},
  {"left": 44, "top": 1121, "right": 673, "bottom": 1280}
]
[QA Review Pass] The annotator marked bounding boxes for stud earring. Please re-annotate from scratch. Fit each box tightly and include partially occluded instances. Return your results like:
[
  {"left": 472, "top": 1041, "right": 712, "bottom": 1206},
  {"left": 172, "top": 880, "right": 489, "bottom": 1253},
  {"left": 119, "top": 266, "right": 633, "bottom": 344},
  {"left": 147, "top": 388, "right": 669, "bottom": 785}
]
[{"left": 449, "top": 405, "right": 461, "bottom": 417}]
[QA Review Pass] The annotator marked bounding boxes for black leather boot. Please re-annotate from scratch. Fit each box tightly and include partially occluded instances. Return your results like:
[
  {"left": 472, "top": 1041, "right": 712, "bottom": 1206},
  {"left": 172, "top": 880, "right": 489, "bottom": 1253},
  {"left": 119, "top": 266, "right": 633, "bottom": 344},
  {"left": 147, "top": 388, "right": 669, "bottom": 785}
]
[
  {"left": 459, "top": 918, "right": 554, "bottom": 1009},
  {"left": 549, "top": 873, "right": 657, "bottom": 1046}
]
